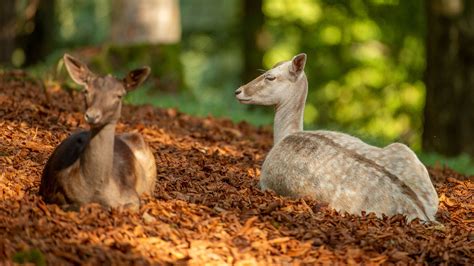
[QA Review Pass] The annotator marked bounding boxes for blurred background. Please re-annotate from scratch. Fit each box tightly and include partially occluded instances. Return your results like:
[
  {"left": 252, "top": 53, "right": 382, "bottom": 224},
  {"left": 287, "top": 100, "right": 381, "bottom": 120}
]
[{"left": 1, "top": 0, "right": 474, "bottom": 173}]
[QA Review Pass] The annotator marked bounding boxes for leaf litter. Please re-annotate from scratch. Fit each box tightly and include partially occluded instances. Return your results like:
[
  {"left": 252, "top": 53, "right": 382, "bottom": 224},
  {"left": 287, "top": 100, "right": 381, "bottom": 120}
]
[{"left": 0, "top": 71, "right": 473, "bottom": 265}]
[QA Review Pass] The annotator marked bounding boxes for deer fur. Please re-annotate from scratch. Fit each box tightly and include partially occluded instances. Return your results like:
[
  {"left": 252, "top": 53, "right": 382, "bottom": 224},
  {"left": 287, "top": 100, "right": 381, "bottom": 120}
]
[
  {"left": 39, "top": 54, "right": 157, "bottom": 211},
  {"left": 235, "top": 53, "right": 439, "bottom": 221}
]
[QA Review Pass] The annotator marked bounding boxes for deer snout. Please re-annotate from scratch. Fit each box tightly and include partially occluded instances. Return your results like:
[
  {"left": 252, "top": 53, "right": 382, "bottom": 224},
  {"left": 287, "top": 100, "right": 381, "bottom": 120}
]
[
  {"left": 84, "top": 109, "right": 102, "bottom": 125},
  {"left": 235, "top": 87, "right": 252, "bottom": 103}
]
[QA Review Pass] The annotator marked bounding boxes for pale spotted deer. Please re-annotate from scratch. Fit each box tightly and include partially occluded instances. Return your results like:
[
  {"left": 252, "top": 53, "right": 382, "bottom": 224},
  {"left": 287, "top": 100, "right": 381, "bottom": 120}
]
[
  {"left": 235, "top": 53, "right": 438, "bottom": 221},
  {"left": 39, "top": 54, "right": 157, "bottom": 210}
]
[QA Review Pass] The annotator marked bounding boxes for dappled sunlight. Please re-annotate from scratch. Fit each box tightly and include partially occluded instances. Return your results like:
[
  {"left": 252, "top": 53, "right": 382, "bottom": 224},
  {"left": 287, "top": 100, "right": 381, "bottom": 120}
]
[
  {"left": 320, "top": 25, "right": 342, "bottom": 45},
  {"left": 56, "top": 0, "right": 109, "bottom": 45},
  {"left": 1, "top": 0, "right": 473, "bottom": 264},
  {"left": 4, "top": 0, "right": 431, "bottom": 150},
  {"left": 262, "top": 0, "right": 426, "bottom": 148},
  {"left": 263, "top": 0, "right": 322, "bottom": 25},
  {"left": 1, "top": 72, "right": 473, "bottom": 264},
  {"left": 351, "top": 19, "right": 381, "bottom": 42}
]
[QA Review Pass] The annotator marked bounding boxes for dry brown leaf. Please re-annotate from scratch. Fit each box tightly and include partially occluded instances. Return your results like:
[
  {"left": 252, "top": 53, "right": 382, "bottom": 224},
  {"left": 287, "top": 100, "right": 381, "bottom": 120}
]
[{"left": 0, "top": 73, "right": 472, "bottom": 265}]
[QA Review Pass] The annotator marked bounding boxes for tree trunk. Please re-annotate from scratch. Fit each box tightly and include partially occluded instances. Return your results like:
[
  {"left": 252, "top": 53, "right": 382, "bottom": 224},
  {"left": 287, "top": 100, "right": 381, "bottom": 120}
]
[
  {"left": 0, "top": 0, "right": 16, "bottom": 65},
  {"left": 423, "top": 0, "right": 474, "bottom": 156},
  {"left": 111, "top": 0, "right": 181, "bottom": 45},
  {"left": 241, "top": 0, "right": 264, "bottom": 82},
  {"left": 22, "top": 0, "right": 56, "bottom": 65},
  {"left": 107, "top": 0, "right": 183, "bottom": 93}
]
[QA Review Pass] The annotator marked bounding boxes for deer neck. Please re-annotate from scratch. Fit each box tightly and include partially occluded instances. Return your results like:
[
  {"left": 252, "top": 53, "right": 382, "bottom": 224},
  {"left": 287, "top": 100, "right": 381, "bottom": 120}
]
[
  {"left": 81, "top": 123, "right": 116, "bottom": 188},
  {"left": 273, "top": 75, "right": 308, "bottom": 145}
]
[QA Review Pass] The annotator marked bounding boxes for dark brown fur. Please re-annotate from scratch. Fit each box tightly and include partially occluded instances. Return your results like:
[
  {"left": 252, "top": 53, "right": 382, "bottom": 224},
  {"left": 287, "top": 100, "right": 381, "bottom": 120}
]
[
  {"left": 40, "top": 131, "right": 89, "bottom": 206},
  {"left": 40, "top": 132, "right": 140, "bottom": 209}
]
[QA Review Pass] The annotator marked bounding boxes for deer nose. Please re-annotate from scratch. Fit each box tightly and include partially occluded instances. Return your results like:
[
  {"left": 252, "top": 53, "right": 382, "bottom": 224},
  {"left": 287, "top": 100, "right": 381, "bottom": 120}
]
[
  {"left": 84, "top": 110, "right": 102, "bottom": 124},
  {"left": 235, "top": 88, "right": 242, "bottom": 95}
]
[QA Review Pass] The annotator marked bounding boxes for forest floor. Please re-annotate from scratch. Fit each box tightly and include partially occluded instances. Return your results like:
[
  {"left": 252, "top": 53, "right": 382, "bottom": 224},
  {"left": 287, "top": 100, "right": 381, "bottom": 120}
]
[{"left": 0, "top": 71, "right": 473, "bottom": 265}]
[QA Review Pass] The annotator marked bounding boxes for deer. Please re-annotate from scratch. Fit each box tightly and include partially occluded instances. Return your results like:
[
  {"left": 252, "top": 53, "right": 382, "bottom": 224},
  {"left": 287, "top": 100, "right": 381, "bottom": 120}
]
[
  {"left": 39, "top": 54, "right": 157, "bottom": 211},
  {"left": 235, "top": 53, "right": 439, "bottom": 222}
]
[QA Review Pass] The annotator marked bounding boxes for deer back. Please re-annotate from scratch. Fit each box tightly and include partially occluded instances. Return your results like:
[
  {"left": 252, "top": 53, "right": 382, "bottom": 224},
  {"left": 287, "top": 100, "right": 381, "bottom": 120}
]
[{"left": 260, "top": 130, "right": 438, "bottom": 221}]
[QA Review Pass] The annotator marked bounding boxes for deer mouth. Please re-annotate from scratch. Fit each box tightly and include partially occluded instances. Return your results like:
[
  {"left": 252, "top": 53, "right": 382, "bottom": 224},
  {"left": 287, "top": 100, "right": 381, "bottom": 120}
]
[{"left": 236, "top": 96, "right": 252, "bottom": 103}]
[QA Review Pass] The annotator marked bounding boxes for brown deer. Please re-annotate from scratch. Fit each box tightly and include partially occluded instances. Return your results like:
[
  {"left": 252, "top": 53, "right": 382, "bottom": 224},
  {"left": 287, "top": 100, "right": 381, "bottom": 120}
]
[
  {"left": 39, "top": 54, "right": 157, "bottom": 211},
  {"left": 235, "top": 53, "right": 439, "bottom": 222}
]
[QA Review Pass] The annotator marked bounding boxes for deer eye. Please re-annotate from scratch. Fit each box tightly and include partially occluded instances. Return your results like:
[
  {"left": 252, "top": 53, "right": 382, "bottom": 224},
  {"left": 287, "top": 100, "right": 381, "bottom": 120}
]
[
  {"left": 265, "top": 75, "right": 276, "bottom": 81},
  {"left": 117, "top": 94, "right": 123, "bottom": 99}
]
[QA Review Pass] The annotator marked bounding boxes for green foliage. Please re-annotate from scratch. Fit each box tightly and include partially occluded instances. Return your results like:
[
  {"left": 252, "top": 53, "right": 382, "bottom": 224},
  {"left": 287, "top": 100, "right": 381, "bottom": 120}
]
[
  {"left": 55, "top": 0, "right": 110, "bottom": 47},
  {"left": 167, "top": 0, "right": 253, "bottom": 123},
  {"left": 418, "top": 152, "right": 474, "bottom": 176},
  {"left": 17, "top": 0, "right": 474, "bottom": 175},
  {"left": 25, "top": 1, "right": 427, "bottom": 152},
  {"left": 262, "top": 0, "right": 426, "bottom": 150},
  {"left": 126, "top": 83, "right": 273, "bottom": 126},
  {"left": 13, "top": 248, "right": 46, "bottom": 266},
  {"left": 92, "top": 44, "right": 184, "bottom": 92}
]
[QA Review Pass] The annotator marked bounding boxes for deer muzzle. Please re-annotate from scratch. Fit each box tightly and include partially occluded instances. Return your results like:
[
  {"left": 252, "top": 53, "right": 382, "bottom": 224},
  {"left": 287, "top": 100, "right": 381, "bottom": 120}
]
[{"left": 85, "top": 109, "right": 102, "bottom": 125}]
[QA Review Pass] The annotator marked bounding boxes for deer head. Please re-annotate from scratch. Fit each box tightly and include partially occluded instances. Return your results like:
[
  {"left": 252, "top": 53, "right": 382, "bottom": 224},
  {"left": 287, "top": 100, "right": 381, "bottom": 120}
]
[
  {"left": 63, "top": 54, "right": 150, "bottom": 128},
  {"left": 235, "top": 53, "right": 307, "bottom": 106}
]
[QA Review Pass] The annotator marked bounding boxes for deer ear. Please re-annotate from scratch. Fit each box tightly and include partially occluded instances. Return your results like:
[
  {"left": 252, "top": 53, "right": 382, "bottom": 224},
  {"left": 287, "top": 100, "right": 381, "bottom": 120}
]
[
  {"left": 290, "top": 53, "right": 307, "bottom": 77},
  {"left": 63, "top": 53, "right": 93, "bottom": 86},
  {"left": 123, "top": 67, "right": 150, "bottom": 91}
]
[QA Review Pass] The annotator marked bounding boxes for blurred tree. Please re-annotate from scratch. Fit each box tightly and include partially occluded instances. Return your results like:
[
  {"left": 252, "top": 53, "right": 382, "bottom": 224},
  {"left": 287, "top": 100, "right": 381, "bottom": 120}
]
[
  {"left": 0, "top": 0, "right": 438, "bottom": 150},
  {"left": 174, "top": 0, "right": 247, "bottom": 121},
  {"left": 262, "top": 0, "right": 426, "bottom": 148},
  {"left": 111, "top": 0, "right": 181, "bottom": 45},
  {"left": 0, "top": 0, "right": 55, "bottom": 67},
  {"left": 241, "top": 0, "right": 265, "bottom": 82},
  {"left": 0, "top": 0, "right": 16, "bottom": 65},
  {"left": 423, "top": 0, "right": 474, "bottom": 156},
  {"left": 22, "top": 0, "right": 56, "bottom": 65},
  {"left": 107, "top": 0, "right": 183, "bottom": 92}
]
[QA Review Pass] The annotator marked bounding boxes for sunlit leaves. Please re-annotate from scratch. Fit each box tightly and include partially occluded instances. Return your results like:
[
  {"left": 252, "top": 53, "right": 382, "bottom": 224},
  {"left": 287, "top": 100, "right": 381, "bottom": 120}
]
[
  {"left": 263, "top": 0, "right": 425, "bottom": 149},
  {"left": 398, "top": 36, "right": 425, "bottom": 72},
  {"left": 400, "top": 82, "right": 424, "bottom": 109},
  {"left": 263, "top": 0, "right": 322, "bottom": 25},
  {"left": 42, "top": 0, "right": 427, "bottom": 149},
  {"left": 320, "top": 26, "right": 342, "bottom": 45},
  {"left": 56, "top": 0, "right": 76, "bottom": 40},
  {"left": 304, "top": 103, "right": 319, "bottom": 124},
  {"left": 12, "top": 49, "right": 26, "bottom": 67},
  {"left": 345, "top": 67, "right": 386, "bottom": 88},
  {"left": 262, "top": 26, "right": 301, "bottom": 68},
  {"left": 55, "top": 0, "right": 110, "bottom": 46},
  {"left": 351, "top": 20, "right": 381, "bottom": 42},
  {"left": 351, "top": 41, "right": 387, "bottom": 63},
  {"left": 370, "top": 0, "right": 400, "bottom": 5}
]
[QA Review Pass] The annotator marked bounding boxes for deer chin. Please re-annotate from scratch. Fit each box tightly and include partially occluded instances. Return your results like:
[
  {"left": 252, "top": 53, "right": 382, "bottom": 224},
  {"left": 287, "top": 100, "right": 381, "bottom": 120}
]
[
  {"left": 238, "top": 98, "right": 252, "bottom": 104},
  {"left": 236, "top": 95, "right": 252, "bottom": 104},
  {"left": 87, "top": 120, "right": 109, "bottom": 129}
]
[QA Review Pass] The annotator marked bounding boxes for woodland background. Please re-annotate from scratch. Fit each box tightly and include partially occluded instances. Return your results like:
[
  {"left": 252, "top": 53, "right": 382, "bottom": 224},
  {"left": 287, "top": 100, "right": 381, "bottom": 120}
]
[
  {"left": 0, "top": 1, "right": 473, "bottom": 264},
  {"left": 1, "top": 0, "right": 474, "bottom": 173}
]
